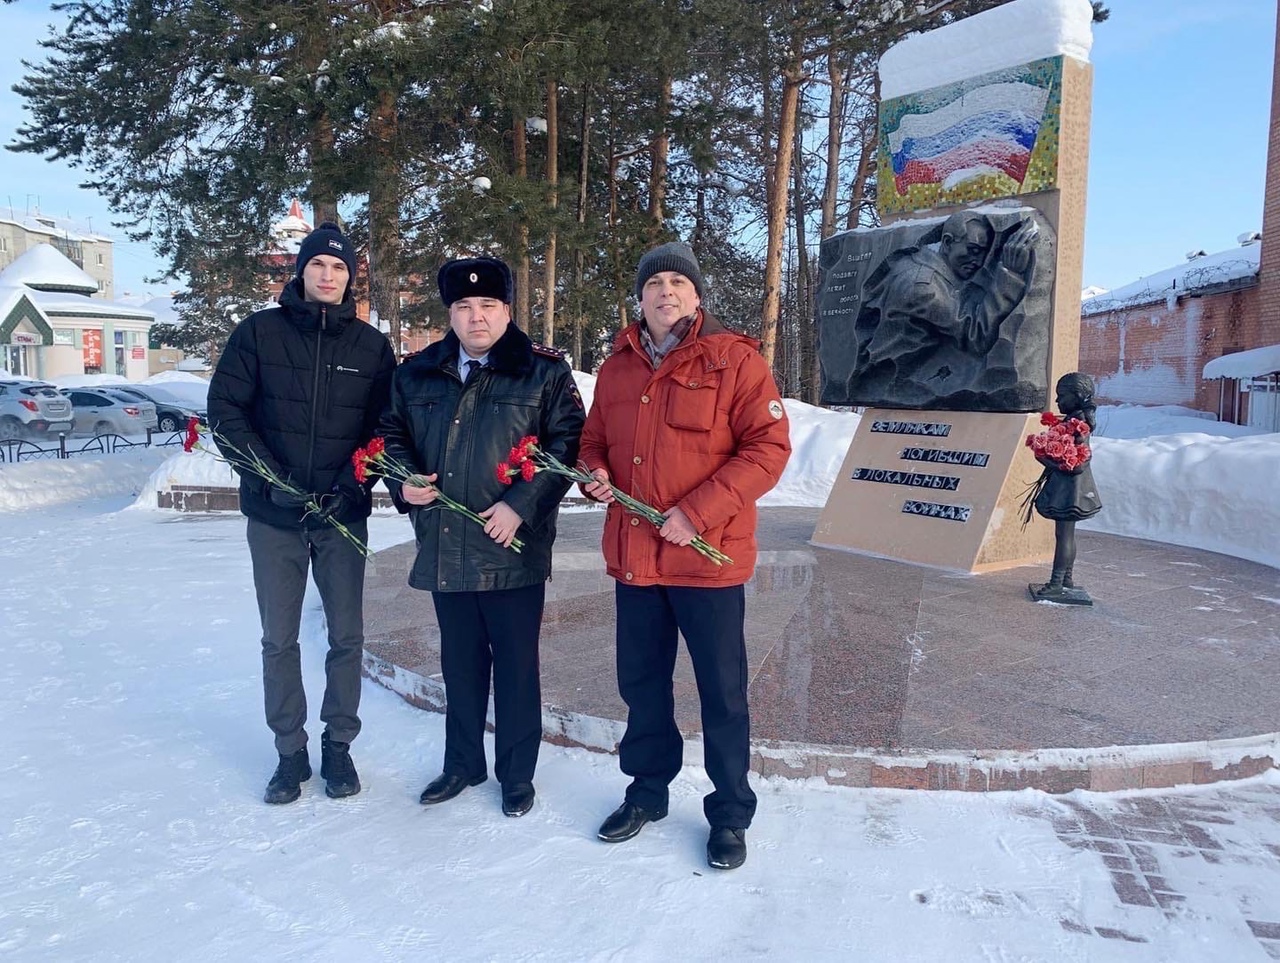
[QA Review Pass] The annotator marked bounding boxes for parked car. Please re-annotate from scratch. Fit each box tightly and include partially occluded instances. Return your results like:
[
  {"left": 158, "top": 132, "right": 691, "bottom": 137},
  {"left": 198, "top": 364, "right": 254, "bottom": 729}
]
[
  {"left": 106, "top": 384, "right": 207, "bottom": 433},
  {"left": 0, "top": 379, "right": 75, "bottom": 441},
  {"left": 63, "top": 388, "right": 159, "bottom": 437}
]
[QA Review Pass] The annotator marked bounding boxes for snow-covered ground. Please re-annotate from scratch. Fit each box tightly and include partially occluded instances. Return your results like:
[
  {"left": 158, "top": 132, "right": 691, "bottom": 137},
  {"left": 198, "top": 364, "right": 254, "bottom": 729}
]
[{"left": 3, "top": 394, "right": 1279, "bottom": 960}]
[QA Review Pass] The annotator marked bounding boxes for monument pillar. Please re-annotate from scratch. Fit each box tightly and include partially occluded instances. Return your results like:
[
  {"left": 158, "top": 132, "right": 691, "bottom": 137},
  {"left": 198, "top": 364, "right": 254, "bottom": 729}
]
[{"left": 812, "top": 0, "right": 1096, "bottom": 573}]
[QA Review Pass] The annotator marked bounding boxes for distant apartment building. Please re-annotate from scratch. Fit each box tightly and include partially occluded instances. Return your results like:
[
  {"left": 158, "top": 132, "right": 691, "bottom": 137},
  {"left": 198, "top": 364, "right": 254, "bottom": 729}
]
[{"left": 0, "top": 210, "right": 114, "bottom": 300}]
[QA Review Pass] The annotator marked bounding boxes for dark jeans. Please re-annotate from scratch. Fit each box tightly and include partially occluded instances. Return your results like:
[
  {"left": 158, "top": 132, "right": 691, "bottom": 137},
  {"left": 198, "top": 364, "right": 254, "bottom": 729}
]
[
  {"left": 431, "top": 583, "right": 545, "bottom": 787},
  {"left": 615, "top": 582, "right": 756, "bottom": 829},
  {"left": 246, "top": 518, "right": 368, "bottom": 755}
]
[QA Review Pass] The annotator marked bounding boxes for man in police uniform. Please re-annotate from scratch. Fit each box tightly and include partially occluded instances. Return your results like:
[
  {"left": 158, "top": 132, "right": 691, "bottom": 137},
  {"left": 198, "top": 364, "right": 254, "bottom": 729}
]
[{"left": 379, "top": 257, "right": 584, "bottom": 817}]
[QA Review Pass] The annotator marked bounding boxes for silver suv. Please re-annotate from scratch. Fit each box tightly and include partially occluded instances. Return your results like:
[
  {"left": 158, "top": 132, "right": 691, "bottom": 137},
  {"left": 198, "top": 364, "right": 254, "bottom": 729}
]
[
  {"left": 63, "top": 387, "right": 159, "bottom": 437},
  {"left": 0, "top": 379, "right": 75, "bottom": 441}
]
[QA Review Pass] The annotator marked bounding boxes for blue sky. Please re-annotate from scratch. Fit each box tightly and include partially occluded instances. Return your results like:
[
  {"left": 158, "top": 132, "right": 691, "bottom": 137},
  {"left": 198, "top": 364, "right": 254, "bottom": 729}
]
[{"left": 0, "top": 0, "right": 1275, "bottom": 297}]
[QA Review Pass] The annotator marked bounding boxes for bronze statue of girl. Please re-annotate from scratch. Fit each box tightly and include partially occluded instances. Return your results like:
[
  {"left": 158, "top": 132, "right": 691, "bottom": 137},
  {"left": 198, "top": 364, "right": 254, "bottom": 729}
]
[{"left": 1025, "top": 372, "right": 1103, "bottom": 604}]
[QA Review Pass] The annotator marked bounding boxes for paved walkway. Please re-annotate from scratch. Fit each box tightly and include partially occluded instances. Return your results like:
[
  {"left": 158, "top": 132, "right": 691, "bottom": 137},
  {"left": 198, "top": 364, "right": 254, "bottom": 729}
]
[{"left": 363, "top": 507, "right": 1280, "bottom": 792}]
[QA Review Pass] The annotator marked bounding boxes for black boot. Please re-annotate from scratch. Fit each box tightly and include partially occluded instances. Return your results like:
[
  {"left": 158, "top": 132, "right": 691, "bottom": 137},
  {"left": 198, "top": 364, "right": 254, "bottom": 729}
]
[
  {"left": 1062, "top": 567, "right": 1075, "bottom": 589},
  {"left": 320, "top": 731, "right": 361, "bottom": 799},
  {"left": 707, "top": 827, "right": 747, "bottom": 870},
  {"left": 264, "top": 748, "right": 311, "bottom": 804}
]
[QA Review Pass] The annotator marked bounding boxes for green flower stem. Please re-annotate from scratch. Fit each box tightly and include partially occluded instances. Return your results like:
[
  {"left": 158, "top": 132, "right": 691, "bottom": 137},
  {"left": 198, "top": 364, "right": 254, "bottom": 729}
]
[
  {"left": 201, "top": 429, "right": 371, "bottom": 558},
  {"left": 367, "top": 452, "right": 524, "bottom": 553},
  {"left": 525, "top": 449, "right": 732, "bottom": 566}
]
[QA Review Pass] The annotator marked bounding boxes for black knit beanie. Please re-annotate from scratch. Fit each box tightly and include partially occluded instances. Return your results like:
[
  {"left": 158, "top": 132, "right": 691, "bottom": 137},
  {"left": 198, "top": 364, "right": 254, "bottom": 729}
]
[
  {"left": 296, "top": 221, "right": 357, "bottom": 294},
  {"left": 634, "top": 241, "right": 704, "bottom": 300}
]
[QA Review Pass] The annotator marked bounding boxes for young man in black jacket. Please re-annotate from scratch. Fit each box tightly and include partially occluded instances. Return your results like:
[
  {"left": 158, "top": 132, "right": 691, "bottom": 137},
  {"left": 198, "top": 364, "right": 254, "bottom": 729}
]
[
  {"left": 379, "top": 257, "right": 584, "bottom": 818},
  {"left": 208, "top": 221, "right": 397, "bottom": 805}
]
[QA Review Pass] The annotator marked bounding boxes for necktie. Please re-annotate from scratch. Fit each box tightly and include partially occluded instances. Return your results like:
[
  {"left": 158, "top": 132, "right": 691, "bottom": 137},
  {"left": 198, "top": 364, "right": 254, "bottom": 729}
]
[{"left": 464, "top": 358, "right": 481, "bottom": 382}]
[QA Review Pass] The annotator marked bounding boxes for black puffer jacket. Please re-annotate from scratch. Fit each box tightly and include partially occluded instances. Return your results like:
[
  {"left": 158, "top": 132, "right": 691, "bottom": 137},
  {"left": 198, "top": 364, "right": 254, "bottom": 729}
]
[
  {"left": 379, "top": 324, "right": 585, "bottom": 592},
  {"left": 207, "top": 279, "right": 397, "bottom": 529}
]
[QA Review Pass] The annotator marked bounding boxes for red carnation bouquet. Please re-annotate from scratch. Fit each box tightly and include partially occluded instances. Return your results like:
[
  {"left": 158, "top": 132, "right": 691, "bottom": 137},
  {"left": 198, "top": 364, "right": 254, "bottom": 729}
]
[
  {"left": 1025, "top": 411, "right": 1092, "bottom": 471},
  {"left": 352, "top": 437, "right": 523, "bottom": 553},
  {"left": 182, "top": 416, "right": 370, "bottom": 556},
  {"left": 496, "top": 434, "right": 732, "bottom": 566}
]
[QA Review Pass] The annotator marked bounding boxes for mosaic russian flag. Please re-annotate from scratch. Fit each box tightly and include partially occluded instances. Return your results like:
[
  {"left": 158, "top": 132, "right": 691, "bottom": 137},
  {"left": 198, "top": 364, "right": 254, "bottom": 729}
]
[{"left": 878, "top": 57, "right": 1064, "bottom": 216}]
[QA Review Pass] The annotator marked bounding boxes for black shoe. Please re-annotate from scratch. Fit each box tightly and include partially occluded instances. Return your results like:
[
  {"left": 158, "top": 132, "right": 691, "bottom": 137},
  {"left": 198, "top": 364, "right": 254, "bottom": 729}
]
[
  {"left": 264, "top": 748, "right": 311, "bottom": 805},
  {"left": 419, "top": 771, "right": 487, "bottom": 805},
  {"left": 501, "top": 782, "right": 536, "bottom": 817},
  {"left": 597, "top": 801, "right": 662, "bottom": 843},
  {"left": 707, "top": 827, "right": 747, "bottom": 870},
  {"left": 320, "top": 731, "right": 361, "bottom": 799}
]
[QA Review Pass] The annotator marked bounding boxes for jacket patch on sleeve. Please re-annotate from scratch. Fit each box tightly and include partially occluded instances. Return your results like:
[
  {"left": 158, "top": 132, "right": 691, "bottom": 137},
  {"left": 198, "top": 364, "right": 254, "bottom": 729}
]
[{"left": 768, "top": 399, "right": 784, "bottom": 420}]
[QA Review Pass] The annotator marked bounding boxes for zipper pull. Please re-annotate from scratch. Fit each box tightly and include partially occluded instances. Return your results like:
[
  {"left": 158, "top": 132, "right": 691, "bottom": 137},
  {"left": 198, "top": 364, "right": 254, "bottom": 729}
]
[{"left": 321, "top": 305, "right": 328, "bottom": 331}]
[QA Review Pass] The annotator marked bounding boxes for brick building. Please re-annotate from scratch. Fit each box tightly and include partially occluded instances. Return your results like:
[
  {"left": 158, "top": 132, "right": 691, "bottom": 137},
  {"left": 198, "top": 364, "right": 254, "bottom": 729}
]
[
  {"left": 1080, "top": 3, "right": 1280, "bottom": 427},
  {"left": 1079, "top": 241, "right": 1261, "bottom": 417}
]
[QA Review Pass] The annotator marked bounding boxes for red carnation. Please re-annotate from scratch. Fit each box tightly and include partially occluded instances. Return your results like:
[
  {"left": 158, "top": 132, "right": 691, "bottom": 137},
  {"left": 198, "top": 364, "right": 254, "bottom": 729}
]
[
  {"left": 497, "top": 462, "right": 514, "bottom": 485},
  {"left": 367, "top": 436, "right": 386, "bottom": 457},
  {"left": 508, "top": 446, "right": 527, "bottom": 466},
  {"left": 182, "top": 415, "right": 201, "bottom": 452},
  {"left": 354, "top": 460, "right": 368, "bottom": 484},
  {"left": 520, "top": 459, "right": 537, "bottom": 482}
]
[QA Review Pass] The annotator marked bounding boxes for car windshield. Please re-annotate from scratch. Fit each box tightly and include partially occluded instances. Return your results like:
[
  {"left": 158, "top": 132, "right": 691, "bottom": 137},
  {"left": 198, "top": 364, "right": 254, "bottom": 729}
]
[{"left": 19, "top": 386, "right": 62, "bottom": 398}]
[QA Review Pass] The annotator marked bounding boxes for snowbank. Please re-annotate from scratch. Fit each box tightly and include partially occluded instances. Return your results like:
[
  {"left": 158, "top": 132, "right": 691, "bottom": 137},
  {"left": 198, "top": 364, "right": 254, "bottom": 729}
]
[
  {"left": 0, "top": 448, "right": 170, "bottom": 513},
  {"left": 1083, "top": 433, "right": 1280, "bottom": 570}
]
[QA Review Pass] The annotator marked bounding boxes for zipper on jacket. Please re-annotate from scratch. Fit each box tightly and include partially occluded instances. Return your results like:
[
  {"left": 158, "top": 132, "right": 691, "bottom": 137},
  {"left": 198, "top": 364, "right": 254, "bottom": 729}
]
[{"left": 306, "top": 306, "right": 326, "bottom": 495}]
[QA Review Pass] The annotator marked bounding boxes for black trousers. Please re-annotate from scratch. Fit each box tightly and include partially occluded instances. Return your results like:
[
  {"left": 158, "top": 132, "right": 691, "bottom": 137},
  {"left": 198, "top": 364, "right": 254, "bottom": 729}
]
[
  {"left": 246, "top": 518, "right": 368, "bottom": 755},
  {"left": 615, "top": 582, "right": 756, "bottom": 829},
  {"left": 431, "top": 582, "right": 545, "bottom": 787}
]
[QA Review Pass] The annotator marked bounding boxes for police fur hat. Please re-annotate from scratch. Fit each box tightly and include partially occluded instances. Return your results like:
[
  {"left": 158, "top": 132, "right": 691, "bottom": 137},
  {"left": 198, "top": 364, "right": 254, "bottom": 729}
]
[
  {"left": 295, "top": 221, "right": 357, "bottom": 289},
  {"left": 437, "top": 257, "right": 513, "bottom": 307},
  {"left": 634, "top": 241, "right": 705, "bottom": 300}
]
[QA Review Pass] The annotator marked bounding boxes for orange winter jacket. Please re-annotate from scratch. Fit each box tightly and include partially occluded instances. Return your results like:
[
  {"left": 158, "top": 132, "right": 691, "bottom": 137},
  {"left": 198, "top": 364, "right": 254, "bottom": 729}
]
[{"left": 579, "top": 309, "right": 792, "bottom": 588}]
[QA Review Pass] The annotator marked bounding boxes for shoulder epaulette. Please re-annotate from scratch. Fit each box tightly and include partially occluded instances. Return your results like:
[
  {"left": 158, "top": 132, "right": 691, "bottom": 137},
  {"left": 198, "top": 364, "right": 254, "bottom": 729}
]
[{"left": 532, "top": 342, "right": 566, "bottom": 360}]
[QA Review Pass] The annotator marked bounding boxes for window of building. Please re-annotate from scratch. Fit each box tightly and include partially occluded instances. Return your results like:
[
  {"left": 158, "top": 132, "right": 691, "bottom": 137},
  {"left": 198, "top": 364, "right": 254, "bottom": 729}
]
[
  {"left": 114, "top": 331, "right": 125, "bottom": 346},
  {"left": 97, "top": 253, "right": 104, "bottom": 266},
  {"left": 97, "top": 280, "right": 107, "bottom": 292}
]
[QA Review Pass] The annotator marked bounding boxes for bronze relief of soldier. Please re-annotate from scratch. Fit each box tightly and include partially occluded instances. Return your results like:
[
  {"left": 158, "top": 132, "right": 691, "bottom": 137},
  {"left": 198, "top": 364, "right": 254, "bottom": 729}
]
[{"left": 839, "top": 210, "right": 1046, "bottom": 412}]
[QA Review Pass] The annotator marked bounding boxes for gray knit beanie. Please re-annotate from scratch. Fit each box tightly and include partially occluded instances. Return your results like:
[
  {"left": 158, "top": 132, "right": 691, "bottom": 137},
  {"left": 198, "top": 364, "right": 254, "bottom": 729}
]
[{"left": 634, "top": 241, "right": 705, "bottom": 300}]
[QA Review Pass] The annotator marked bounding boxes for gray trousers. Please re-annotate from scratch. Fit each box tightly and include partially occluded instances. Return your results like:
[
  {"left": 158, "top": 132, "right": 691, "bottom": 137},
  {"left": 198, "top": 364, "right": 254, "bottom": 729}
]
[{"left": 246, "top": 518, "right": 368, "bottom": 755}]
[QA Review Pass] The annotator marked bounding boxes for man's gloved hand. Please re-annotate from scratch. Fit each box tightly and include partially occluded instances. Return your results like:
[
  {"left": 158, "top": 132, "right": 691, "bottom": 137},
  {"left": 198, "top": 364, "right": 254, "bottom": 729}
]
[
  {"left": 315, "top": 490, "right": 350, "bottom": 520},
  {"left": 268, "top": 487, "right": 312, "bottom": 510}
]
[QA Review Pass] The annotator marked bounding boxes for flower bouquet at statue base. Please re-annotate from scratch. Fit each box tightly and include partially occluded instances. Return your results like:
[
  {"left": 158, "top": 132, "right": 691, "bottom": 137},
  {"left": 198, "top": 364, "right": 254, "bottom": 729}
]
[
  {"left": 351, "top": 436, "right": 523, "bottom": 553},
  {"left": 182, "top": 417, "right": 370, "bottom": 556},
  {"left": 496, "top": 435, "right": 731, "bottom": 566},
  {"left": 1018, "top": 411, "right": 1092, "bottom": 527}
]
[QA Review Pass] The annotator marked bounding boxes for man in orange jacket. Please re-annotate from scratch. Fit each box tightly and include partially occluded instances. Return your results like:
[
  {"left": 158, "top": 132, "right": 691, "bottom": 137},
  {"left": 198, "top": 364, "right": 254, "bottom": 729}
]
[{"left": 580, "top": 241, "right": 791, "bottom": 870}]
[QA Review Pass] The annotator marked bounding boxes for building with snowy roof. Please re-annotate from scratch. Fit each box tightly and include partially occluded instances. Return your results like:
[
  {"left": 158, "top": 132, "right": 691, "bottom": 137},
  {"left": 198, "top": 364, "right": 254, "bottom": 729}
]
[
  {"left": 0, "top": 243, "right": 155, "bottom": 380},
  {"left": 0, "top": 210, "right": 114, "bottom": 299},
  {"left": 1078, "top": 237, "right": 1263, "bottom": 419}
]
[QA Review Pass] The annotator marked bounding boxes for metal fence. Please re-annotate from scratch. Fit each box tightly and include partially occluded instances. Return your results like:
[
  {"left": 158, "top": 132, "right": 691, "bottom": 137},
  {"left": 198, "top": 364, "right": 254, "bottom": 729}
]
[{"left": 0, "top": 430, "right": 187, "bottom": 464}]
